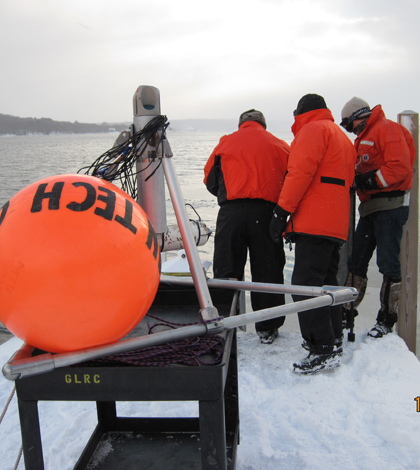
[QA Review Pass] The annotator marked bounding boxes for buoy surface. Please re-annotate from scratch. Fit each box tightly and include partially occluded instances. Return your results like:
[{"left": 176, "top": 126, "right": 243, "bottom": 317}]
[{"left": 0, "top": 174, "right": 160, "bottom": 353}]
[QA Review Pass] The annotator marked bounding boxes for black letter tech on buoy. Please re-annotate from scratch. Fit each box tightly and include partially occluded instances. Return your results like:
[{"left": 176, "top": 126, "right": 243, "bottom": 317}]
[{"left": 31, "top": 182, "right": 65, "bottom": 212}]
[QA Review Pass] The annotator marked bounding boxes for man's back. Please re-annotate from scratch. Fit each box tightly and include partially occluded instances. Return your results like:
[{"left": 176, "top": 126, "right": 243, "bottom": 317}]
[
  {"left": 278, "top": 108, "right": 356, "bottom": 242},
  {"left": 204, "top": 121, "right": 290, "bottom": 205}
]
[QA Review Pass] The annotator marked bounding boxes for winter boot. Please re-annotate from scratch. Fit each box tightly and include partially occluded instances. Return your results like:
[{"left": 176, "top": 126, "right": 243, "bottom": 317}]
[
  {"left": 302, "top": 335, "right": 343, "bottom": 352},
  {"left": 368, "top": 323, "right": 393, "bottom": 338},
  {"left": 293, "top": 344, "right": 341, "bottom": 375},
  {"left": 368, "top": 276, "right": 401, "bottom": 338},
  {"left": 257, "top": 329, "right": 279, "bottom": 344},
  {"left": 334, "top": 335, "right": 344, "bottom": 354}
]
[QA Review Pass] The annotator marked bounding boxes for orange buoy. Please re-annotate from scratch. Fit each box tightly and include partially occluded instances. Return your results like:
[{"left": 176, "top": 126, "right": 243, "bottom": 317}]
[{"left": 0, "top": 174, "right": 160, "bottom": 353}]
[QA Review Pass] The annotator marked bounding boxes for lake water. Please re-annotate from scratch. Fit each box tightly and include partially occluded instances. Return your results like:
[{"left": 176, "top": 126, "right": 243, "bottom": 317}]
[{"left": 0, "top": 130, "right": 295, "bottom": 270}]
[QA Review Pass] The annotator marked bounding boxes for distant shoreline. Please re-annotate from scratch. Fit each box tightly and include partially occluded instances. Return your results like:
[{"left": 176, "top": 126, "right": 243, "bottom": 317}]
[
  {"left": 0, "top": 113, "right": 128, "bottom": 136},
  {"left": 0, "top": 114, "right": 292, "bottom": 136}
]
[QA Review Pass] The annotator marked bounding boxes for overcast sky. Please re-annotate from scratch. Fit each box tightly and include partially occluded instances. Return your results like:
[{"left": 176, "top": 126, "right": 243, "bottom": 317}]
[{"left": 1, "top": 0, "right": 419, "bottom": 129}]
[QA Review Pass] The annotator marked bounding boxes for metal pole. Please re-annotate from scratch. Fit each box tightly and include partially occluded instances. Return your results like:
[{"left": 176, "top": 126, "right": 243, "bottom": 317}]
[
  {"left": 133, "top": 86, "right": 168, "bottom": 235},
  {"left": 2, "top": 323, "right": 209, "bottom": 381},
  {"left": 131, "top": 85, "right": 217, "bottom": 319},
  {"left": 160, "top": 274, "right": 344, "bottom": 297},
  {"left": 3, "top": 288, "right": 357, "bottom": 381},
  {"left": 397, "top": 110, "right": 418, "bottom": 354},
  {"left": 223, "top": 294, "right": 340, "bottom": 329},
  {"left": 347, "top": 188, "right": 356, "bottom": 342},
  {"left": 162, "top": 149, "right": 218, "bottom": 320}
]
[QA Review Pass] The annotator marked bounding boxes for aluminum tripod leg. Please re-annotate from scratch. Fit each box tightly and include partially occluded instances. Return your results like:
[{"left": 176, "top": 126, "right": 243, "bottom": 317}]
[
  {"left": 3, "top": 287, "right": 357, "bottom": 381},
  {"left": 162, "top": 149, "right": 218, "bottom": 320},
  {"left": 160, "top": 275, "right": 345, "bottom": 297}
]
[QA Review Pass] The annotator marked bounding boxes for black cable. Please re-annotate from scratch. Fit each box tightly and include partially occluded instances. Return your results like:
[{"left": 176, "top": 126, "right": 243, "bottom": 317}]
[
  {"left": 78, "top": 115, "right": 170, "bottom": 199},
  {"left": 185, "top": 203, "right": 202, "bottom": 221}
]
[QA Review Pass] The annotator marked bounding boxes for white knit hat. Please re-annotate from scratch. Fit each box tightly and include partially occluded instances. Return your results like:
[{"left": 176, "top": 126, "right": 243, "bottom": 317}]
[{"left": 341, "top": 97, "right": 371, "bottom": 121}]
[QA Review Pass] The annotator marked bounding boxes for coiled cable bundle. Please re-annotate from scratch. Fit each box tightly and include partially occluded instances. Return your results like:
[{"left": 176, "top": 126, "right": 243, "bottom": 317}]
[
  {"left": 78, "top": 115, "right": 170, "bottom": 200},
  {"left": 77, "top": 335, "right": 225, "bottom": 368},
  {"left": 74, "top": 313, "right": 226, "bottom": 367}
]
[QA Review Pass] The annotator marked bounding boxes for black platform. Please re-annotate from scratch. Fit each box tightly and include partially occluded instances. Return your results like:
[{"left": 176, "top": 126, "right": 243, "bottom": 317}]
[{"left": 14, "top": 284, "right": 242, "bottom": 470}]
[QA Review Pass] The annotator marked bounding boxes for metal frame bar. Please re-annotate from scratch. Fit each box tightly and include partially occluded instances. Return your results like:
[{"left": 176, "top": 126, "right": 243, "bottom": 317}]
[
  {"left": 3, "top": 287, "right": 356, "bottom": 381},
  {"left": 160, "top": 274, "right": 347, "bottom": 297},
  {"left": 161, "top": 143, "right": 216, "bottom": 318}
]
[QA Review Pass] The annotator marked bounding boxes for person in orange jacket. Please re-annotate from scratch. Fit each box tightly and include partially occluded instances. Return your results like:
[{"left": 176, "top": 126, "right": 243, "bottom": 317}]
[
  {"left": 204, "top": 110, "right": 290, "bottom": 343},
  {"left": 340, "top": 97, "right": 415, "bottom": 338},
  {"left": 270, "top": 94, "right": 357, "bottom": 374}
]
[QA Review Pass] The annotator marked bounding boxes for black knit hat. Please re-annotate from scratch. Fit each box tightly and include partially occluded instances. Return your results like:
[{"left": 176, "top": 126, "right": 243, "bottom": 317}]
[
  {"left": 294, "top": 94, "right": 327, "bottom": 116},
  {"left": 238, "top": 109, "right": 267, "bottom": 129}
]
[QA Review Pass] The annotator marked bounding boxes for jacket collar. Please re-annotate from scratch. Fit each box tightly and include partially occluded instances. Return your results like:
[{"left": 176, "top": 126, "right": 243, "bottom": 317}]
[
  {"left": 291, "top": 108, "right": 334, "bottom": 136},
  {"left": 239, "top": 121, "right": 266, "bottom": 131}
]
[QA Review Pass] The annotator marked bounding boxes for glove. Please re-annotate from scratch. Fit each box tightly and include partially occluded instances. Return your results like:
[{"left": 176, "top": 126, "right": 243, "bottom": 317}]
[
  {"left": 270, "top": 205, "right": 290, "bottom": 244},
  {"left": 354, "top": 170, "right": 380, "bottom": 191}
]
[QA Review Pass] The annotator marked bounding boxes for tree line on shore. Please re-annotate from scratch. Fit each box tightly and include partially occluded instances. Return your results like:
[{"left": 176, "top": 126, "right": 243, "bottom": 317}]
[
  {"left": 0, "top": 114, "right": 241, "bottom": 135},
  {"left": 0, "top": 113, "right": 128, "bottom": 136},
  {"left": 0, "top": 113, "right": 291, "bottom": 136}
]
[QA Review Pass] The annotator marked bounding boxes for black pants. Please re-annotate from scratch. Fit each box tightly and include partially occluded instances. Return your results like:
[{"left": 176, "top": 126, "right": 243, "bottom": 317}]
[
  {"left": 213, "top": 201, "right": 286, "bottom": 331},
  {"left": 292, "top": 234, "right": 342, "bottom": 352}
]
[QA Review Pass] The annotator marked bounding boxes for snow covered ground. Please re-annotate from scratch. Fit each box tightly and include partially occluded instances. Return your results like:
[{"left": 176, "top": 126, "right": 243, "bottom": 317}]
[{"left": 1, "top": 282, "right": 420, "bottom": 470}]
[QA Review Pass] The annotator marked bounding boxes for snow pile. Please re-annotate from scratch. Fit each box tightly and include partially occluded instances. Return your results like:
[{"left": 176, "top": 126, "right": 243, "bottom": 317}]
[
  {"left": 236, "top": 329, "right": 420, "bottom": 470},
  {"left": 1, "top": 328, "right": 420, "bottom": 469}
]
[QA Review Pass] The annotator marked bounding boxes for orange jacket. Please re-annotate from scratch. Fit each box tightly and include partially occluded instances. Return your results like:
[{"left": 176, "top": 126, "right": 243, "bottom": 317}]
[
  {"left": 204, "top": 121, "right": 290, "bottom": 205},
  {"left": 354, "top": 105, "right": 415, "bottom": 202},
  {"left": 277, "top": 109, "right": 357, "bottom": 242}
]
